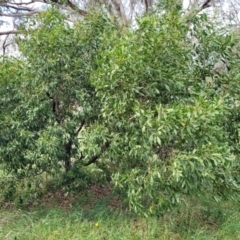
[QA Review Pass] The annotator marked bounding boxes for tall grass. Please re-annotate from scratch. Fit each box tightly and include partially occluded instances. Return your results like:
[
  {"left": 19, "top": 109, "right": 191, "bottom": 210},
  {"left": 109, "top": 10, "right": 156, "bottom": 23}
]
[
  {"left": 1, "top": 165, "right": 240, "bottom": 240},
  {"left": 1, "top": 194, "right": 240, "bottom": 240}
]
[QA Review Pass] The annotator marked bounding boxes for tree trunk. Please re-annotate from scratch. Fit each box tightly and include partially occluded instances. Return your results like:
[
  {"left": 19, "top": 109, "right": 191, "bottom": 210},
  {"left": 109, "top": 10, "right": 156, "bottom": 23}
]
[{"left": 64, "top": 140, "right": 72, "bottom": 172}]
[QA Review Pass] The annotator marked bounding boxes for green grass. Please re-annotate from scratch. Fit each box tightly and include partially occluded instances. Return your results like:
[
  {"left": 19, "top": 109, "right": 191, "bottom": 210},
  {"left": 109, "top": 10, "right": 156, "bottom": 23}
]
[
  {"left": 0, "top": 168, "right": 239, "bottom": 240},
  {"left": 1, "top": 193, "right": 240, "bottom": 240}
]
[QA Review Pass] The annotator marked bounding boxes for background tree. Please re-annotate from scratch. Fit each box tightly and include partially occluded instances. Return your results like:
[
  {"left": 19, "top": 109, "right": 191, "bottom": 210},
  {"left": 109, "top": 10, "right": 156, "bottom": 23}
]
[{"left": 1, "top": 0, "right": 240, "bottom": 56}]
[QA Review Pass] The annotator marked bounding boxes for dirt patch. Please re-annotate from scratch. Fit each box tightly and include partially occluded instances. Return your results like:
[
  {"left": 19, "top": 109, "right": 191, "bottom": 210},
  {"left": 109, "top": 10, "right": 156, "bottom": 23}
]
[
  {"left": 42, "top": 189, "right": 76, "bottom": 210},
  {"left": 84, "top": 183, "right": 122, "bottom": 210},
  {"left": 41, "top": 183, "right": 123, "bottom": 211}
]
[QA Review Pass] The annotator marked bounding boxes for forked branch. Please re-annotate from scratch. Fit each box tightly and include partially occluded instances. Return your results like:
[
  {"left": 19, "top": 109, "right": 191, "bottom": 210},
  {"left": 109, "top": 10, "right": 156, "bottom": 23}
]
[{"left": 84, "top": 141, "right": 110, "bottom": 166}]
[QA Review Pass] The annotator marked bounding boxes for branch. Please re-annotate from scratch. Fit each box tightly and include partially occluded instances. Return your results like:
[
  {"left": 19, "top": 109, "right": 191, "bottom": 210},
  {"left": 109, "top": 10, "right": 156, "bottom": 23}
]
[
  {"left": 84, "top": 141, "right": 110, "bottom": 166},
  {"left": 0, "top": 0, "right": 87, "bottom": 30},
  {"left": 144, "top": 0, "right": 153, "bottom": 13},
  {"left": 0, "top": 3, "right": 35, "bottom": 11},
  {"left": 185, "top": 0, "right": 213, "bottom": 23},
  {"left": 46, "top": 92, "right": 61, "bottom": 124},
  {"left": 66, "top": 0, "right": 87, "bottom": 16},
  {"left": 75, "top": 120, "right": 85, "bottom": 135},
  {"left": 2, "top": 34, "right": 10, "bottom": 55},
  {"left": 0, "top": 30, "right": 20, "bottom": 36},
  {"left": 229, "top": 1, "right": 240, "bottom": 25},
  {"left": 201, "top": 0, "right": 212, "bottom": 10},
  {"left": 7, "top": 0, "right": 46, "bottom": 5},
  {"left": 0, "top": 10, "right": 42, "bottom": 17},
  {"left": 111, "top": 0, "right": 127, "bottom": 25}
]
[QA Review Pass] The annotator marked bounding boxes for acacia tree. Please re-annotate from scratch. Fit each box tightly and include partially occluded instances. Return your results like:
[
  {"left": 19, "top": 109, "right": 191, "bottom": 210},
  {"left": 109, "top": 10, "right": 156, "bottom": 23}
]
[
  {"left": 90, "top": 7, "right": 240, "bottom": 213},
  {"left": 1, "top": 1, "right": 240, "bottom": 214},
  {"left": 0, "top": 9, "right": 115, "bottom": 200}
]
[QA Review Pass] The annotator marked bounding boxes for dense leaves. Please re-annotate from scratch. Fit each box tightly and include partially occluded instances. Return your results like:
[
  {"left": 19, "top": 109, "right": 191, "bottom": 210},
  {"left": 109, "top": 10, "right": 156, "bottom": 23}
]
[
  {"left": 90, "top": 11, "right": 240, "bottom": 213},
  {"left": 1, "top": 7, "right": 240, "bottom": 214}
]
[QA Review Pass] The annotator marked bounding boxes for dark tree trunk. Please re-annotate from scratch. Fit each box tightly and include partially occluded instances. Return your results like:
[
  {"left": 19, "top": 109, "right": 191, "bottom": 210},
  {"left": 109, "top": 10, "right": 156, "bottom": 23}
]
[{"left": 64, "top": 139, "right": 72, "bottom": 172}]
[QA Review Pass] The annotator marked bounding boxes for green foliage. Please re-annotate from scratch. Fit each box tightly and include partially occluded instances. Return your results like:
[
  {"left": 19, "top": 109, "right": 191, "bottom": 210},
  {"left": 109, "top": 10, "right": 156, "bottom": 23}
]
[
  {"left": 91, "top": 11, "right": 240, "bottom": 214},
  {"left": 1, "top": 7, "right": 240, "bottom": 215},
  {"left": 0, "top": 9, "right": 116, "bottom": 197}
]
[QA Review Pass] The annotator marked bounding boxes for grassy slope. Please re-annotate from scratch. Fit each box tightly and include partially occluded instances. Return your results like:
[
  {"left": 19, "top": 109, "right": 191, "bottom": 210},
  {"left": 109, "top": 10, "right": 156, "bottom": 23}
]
[{"left": 1, "top": 188, "right": 240, "bottom": 240}]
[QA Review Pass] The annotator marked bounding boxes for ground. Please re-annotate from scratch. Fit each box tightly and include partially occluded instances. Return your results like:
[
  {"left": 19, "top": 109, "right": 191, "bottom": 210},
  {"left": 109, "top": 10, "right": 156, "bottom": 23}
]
[{"left": 1, "top": 183, "right": 240, "bottom": 239}]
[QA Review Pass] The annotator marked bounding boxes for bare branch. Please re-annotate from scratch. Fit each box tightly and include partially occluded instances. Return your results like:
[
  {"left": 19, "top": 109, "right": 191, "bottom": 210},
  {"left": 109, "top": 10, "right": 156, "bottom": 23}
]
[
  {"left": 112, "top": 0, "right": 128, "bottom": 25},
  {"left": 0, "top": 30, "right": 20, "bottom": 36},
  {"left": 2, "top": 34, "right": 9, "bottom": 55},
  {"left": 185, "top": 0, "right": 213, "bottom": 22},
  {"left": 0, "top": 0, "right": 87, "bottom": 19},
  {"left": 229, "top": 1, "right": 240, "bottom": 25},
  {"left": 143, "top": 0, "right": 153, "bottom": 13},
  {"left": 0, "top": 3, "right": 35, "bottom": 11},
  {"left": 201, "top": 0, "right": 212, "bottom": 10},
  {"left": 7, "top": 0, "right": 46, "bottom": 5},
  {"left": 66, "top": 0, "right": 87, "bottom": 16},
  {"left": 0, "top": 10, "right": 42, "bottom": 17}
]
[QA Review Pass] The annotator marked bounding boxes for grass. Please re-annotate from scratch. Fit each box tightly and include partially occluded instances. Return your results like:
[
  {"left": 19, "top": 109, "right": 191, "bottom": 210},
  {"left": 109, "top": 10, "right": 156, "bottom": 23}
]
[
  {"left": 1, "top": 168, "right": 240, "bottom": 240},
  {"left": 1, "top": 187, "right": 240, "bottom": 240},
  {"left": 0, "top": 208, "right": 164, "bottom": 240}
]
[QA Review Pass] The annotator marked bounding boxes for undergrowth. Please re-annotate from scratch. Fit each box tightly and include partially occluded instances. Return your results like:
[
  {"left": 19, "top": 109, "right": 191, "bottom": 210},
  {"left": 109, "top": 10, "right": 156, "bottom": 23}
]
[
  {"left": 1, "top": 182, "right": 240, "bottom": 240},
  {"left": 1, "top": 166, "right": 240, "bottom": 240}
]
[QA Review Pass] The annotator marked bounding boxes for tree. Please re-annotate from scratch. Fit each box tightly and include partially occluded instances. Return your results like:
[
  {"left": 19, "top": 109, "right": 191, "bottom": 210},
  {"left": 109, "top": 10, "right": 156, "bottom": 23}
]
[
  {"left": 2, "top": 0, "right": 240, "bottom": 55},
  {"left": 1, "top": 2, "right": 240, "bottom": 214},
  {"left": 0, "top": 9, "right": 115, "bottom": 196},
  {"left": 0, "top": 0, "right": 156, "bottom": 54},
  {"left": 90, "top": 8, "right": 240, "bottom": 214}
]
